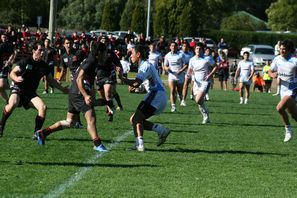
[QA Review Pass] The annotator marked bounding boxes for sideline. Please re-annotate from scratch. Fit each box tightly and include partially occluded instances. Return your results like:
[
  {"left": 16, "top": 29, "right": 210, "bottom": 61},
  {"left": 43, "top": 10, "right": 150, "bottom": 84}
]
[{"left": 43, "top": 130, "right": 133, "bottom": 198}]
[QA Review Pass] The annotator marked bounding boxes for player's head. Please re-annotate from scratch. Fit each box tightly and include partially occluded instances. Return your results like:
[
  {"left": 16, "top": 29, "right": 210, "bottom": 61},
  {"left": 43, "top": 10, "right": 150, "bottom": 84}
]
[
  {"left": 30, "top": 41, "right": 44, "bottom": 61},
  {"left": 130, "top": 45, "right": 148, "bottom": 64},
  {"left": 280, "top": 40, "right": 295, "bottom": 57}
]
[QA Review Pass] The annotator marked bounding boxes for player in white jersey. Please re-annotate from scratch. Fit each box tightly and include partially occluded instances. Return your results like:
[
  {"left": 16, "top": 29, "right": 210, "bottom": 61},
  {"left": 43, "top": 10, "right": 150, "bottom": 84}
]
[
  {"left": 118, "top": 45, "right": 170, "bottom": 152},
  {"left": 186, "top": 44, "right": 217, "bottom": 124},
  {"left": 163, "top": 42, "right": 187, "bottom": 112},
  {"left": 179, "top": 42, "right": 194, "bottom": 106},
  {"left": 148, "top": 43, "right": 162, "bottom": 75},
  {"left": 235, "top": 51, "right": 255, "bottom": 104},
  {"left": 269, "top": 40, "right": 297, "bottom": 142}
]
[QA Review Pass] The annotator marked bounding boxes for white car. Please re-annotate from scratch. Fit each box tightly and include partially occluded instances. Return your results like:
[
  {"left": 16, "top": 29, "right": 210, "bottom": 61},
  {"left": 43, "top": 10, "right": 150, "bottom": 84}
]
[{"left": 240, "top": 44, "right": 275, "bottom": 67}]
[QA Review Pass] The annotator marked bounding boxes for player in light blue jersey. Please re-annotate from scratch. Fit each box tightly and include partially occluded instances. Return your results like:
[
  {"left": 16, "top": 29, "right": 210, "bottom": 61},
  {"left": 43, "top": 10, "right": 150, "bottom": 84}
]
[
  {"left": 118, "top": 45, "right": 170, "bottom": 152},
  {"left": 269, "top": 40, "right": 297, "bottom": 142}
]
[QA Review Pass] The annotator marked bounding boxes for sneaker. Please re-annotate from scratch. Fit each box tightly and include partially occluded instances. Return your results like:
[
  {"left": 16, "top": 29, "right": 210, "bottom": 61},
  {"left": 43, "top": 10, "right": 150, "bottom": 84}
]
[
  {"left": 244, "top": 99, "right": 248, "bottom": 104},
  {"left": 284, "top": 130, "right": 292, "bottom": 142},
  {"left": 205, "top": 94, "right": 210, "bottom": 101},
  {"left": 157, "top": 128, "right": 171, "bottom": 146},
  {"left": 202, "top": 116, "right": 210, "bottom": 124},
  {"left": 42, "top": 90, "right": 48, "bottom": 95},
  {"left": 50, "top": 88, "right": 54, "bottom": 94},
  {"left": 180, "top": 100, "right": 186, "bottom": 106},
  {"left": 74, "top": 122, "right": 83, "bottom": 129},
  {"left": 93, "top": 144, "right": 108, "bottom": 152},
  {"left": 171, "top": 105, "right": 176, "bottom": 112},
  {"left": 36, "top": 130, "right": 45, "bottom": 145}
]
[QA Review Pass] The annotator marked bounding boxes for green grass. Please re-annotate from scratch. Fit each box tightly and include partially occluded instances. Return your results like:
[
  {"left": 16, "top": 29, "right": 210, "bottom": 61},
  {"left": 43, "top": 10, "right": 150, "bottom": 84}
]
[{"left": 0, "top": 82, "right": 297, "bottom": 198}]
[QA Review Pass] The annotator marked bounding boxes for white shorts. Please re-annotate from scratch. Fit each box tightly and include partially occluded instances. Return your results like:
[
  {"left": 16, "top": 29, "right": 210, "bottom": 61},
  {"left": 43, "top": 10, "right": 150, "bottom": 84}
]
[
  {"left": 280, "top": 84, "right": 294, "bottom": 99},
  {"left": 168, "top": 72, "right": 185, "bottom": 84},
  {"left": 144, "top": 90, "right": 167, "bottom": 115},
  {"left": 239, "top": 77, "right": 252, "bottom": 85},
  {"left": 193, "top": 80, "right": 210, "bottom": 96}
]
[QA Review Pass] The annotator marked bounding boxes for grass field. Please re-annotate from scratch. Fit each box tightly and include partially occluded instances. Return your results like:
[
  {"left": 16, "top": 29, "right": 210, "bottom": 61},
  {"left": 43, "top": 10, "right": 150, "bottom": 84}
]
[{"left": 0, "top": 81, "right": 297, "bottom": 198}]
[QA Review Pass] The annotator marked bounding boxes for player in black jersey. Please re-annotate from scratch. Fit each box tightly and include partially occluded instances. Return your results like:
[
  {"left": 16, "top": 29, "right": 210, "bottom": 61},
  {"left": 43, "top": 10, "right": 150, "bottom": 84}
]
[
  {"left": 35, "top": 42, "right": 108, "bottom": 152},
  {"left": 0, "top": 41, "right": 68, "bottom": 138}
]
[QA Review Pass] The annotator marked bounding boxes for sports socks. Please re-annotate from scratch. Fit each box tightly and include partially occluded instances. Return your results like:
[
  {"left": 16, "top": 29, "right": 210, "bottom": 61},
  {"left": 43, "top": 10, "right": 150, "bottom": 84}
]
[
  {"left": 0, "top": 109, "right": 11, "bottom": 135},
  {"left": 34, "top": 115, "right": 45, "bottom": 132},
  {"left": 93, "top": 136, "right": 102, "bottom": 147},
  {"left": 114, "top": 93, "right": 123, "bottom": 109}
]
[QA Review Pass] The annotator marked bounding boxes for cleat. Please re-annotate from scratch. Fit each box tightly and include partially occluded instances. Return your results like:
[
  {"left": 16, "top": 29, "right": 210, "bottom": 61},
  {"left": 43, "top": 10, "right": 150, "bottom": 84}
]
[
  {"left": 180, "top": 100, "right": 186, "bottom": 106},
  {"left": 93, "top": 144, "right": 108, "bottom": 152},
  {"left": 108, "top": 113, "right": 113, "bottom": 122},
  {"left": 36, "top": 130, "right": 45, "bottom": 145},
  {"left": 136, "top": 145, "right": 145, "bottom": 152},
  {"left": 171, "top": 105, "right": 176, "bottom": 112},
  {"left": 32, "top": 133, "right": 37, "bottom": 140},
  {"left": 74, "top": 122, "right": 83, "bottom": 129},
  {"left": 284, "top": 130, "right": 292, "bottom": 142},
  {"left": 244, "top": 99, "right": 248, "bottom": 104},
  {"left": 202, "top": 117, "right": 210, "bottom": 124},
  {"left": 157, "top": 128, "right": 171, "bottom": 146},
  {"left": 42, "top": 90, "right": 48, "bottom": 95},
  {"left": 117, "top": 106, "right": 123, "bottom": 111}
]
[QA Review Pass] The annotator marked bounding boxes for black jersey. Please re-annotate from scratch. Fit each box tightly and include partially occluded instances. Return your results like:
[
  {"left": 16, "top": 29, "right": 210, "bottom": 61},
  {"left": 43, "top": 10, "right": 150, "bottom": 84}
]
[
  {"left": 13, "top": 57, "right": 50, "bottom": 94},
  {"left": 96, "top": 49, "right": 121, "bottom": 79},
  {"left": 70, "top": 54, "right": 98, "bottom": 95},
  {"left": 0, "top": 41, "right": 14, "bottom": 68},
  {"left": 61, "top": 48, "right": 84, "bottom": 76}
]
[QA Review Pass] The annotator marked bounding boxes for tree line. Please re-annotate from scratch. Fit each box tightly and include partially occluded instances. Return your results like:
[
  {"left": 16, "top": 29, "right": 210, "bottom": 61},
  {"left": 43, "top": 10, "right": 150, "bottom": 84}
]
[{"left": 0, "top": 0, "right": 296, "bottom": 37}]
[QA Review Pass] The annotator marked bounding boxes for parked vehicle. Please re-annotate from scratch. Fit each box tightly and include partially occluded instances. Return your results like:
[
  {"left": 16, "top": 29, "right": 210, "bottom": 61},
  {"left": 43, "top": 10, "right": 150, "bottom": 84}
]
[
  {"left": 241, "top": 44, "right": 275, "bottom": 67},
  {"left": 183, "top": 37, "right": 217, "bottom": 50}
]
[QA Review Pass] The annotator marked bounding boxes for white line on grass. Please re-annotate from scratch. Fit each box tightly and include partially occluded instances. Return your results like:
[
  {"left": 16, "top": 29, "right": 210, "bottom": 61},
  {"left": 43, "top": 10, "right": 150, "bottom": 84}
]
[{"left": 43, "top": 130, "right": 133, "bottom": 198}]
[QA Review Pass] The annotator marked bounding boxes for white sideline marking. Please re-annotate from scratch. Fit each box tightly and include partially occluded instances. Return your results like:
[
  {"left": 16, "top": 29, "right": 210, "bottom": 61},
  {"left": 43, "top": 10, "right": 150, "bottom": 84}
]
[{"left": 43, "top": 130, "right": 133, "bottom": 198}]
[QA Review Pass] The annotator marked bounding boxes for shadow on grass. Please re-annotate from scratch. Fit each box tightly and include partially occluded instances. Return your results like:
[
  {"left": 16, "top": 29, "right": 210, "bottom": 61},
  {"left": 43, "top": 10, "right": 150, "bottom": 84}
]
[
  {"left": 145, "top": 148, "right": 289, "bottom": 156},
  {"left": 0, "top": 160, "right": 159, "bottom": 168}
]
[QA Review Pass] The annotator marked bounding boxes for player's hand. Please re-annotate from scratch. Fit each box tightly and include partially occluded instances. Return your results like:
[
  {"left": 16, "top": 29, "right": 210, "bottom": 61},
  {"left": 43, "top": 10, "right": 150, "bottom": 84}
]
[{"left": 84, "top": 95, "right": 92, "bottom": 106}]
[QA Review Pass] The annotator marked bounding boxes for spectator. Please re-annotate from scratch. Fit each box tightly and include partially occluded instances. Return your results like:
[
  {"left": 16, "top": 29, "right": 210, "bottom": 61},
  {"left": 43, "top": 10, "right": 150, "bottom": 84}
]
[
  {"left": 217, "top": 37, "right": 229, "bottom": 57},
  {"left": 262, "top": 60, "right": 272, "bottom": 93},
  {"left": 252, "top": 72, "right": 264, "bottom": 92},
  {"left": 217, "top": 51, "right": 229, "bottom": 91},
  {"left": 229, "top": 60, "right": 238, "bottom": 90}
]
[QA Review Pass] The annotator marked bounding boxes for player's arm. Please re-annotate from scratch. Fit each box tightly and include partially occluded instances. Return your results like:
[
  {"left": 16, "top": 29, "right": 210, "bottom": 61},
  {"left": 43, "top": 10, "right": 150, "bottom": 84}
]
[
  {"left": 46, "top": 74, "right": 68, "bottom": 94},
  {"left": 5, "top": 49, "right": 17, "bottom": 67},
  {"left": 268, "top": 69, "right": 277, "bottom": 78},
  {"left": 118, "top": 70, "right": 143, "bottom": 88},
  {"left": 76, "top": 68, "right": 92, "bottom": 106},
  {"left": 9, "top": 65, "right": 23, "bottom": 83}
]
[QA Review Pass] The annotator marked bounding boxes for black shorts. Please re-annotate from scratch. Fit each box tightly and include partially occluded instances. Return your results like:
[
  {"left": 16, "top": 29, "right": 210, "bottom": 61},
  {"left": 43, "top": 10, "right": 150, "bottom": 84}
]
[
  {"left": 11, "top": 90, "right": 39, "bottom": 110},
  {"left": 97, "top": 76, "right": 116, "bottom": 90},
  {"left": 218, "top": 69, "right": 229, "bottom": 81},
  {"left": 137, "top": 101, "right": 157, "bottom": 119},
  {"left": 68, "top": 93, "right": 92, "bottom": 114}
]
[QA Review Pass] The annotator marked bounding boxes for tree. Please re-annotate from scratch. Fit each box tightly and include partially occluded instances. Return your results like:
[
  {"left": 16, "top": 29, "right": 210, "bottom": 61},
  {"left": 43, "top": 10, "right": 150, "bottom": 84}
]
[
  {"left": 221, "top": 14, "right": 267, "bottom": 31},
  {"left": 153, "top": 0, "right": 169, "bottom": 37},
  {"left": 131, "top": 2, "right": 146, "bottom": 34},
  {"left": 266, "top": 0, "right": 297, "bottom": 31},
  {"left": 100, "top": 0, "right": 119, "bottom": 31},
  {"left": 120, "top": 0, "right": 136, "bottom": 31}
]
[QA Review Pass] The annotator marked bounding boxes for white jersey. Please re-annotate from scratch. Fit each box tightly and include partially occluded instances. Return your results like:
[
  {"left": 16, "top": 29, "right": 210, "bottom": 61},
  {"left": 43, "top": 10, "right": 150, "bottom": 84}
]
[
  {"left": 164, "top": 51, "right": 184, "bottom": 72},
  {"left": 136, "top": 60, "right": 167, "bottom": 115},
  {"left": 136, "top": 60, "right": 165, "bottom": 92},
  {"left": 188, "top": 56, "right": 211, "bottom": 82},
  {"left": 271, "top": 55, "right": 297, "bottom": 98},
  {"left": 237, "top": 60, "right": 254, "bottom": 82},
  {"left": 148, "top": 51, "right": 162, "bottom": 70}
]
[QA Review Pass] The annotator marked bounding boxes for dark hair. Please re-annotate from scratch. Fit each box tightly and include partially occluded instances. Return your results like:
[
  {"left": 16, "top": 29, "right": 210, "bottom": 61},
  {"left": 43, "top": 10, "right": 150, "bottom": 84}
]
[
  {"left": 133, "top": 44, "right": 148, "bottom": 59},
  {"left": 29, "top": 40, "right": 44, "bottom": 51},
  {"left": 243, "top": 51, "right": 250, "bottom": 56},
  {"left": 90, "top": 41, "right": 106, "bottom": 56},
  {"left": 280, "top": 40, "right": 295, "bottom": 53}
]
